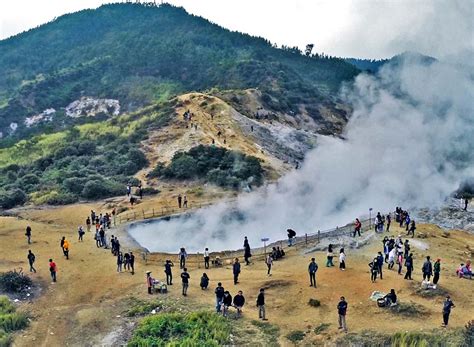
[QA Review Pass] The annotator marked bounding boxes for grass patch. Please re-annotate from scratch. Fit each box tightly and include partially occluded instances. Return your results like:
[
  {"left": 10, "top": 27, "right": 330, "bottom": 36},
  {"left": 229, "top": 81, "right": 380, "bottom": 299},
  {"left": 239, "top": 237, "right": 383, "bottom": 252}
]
[
  {"left": 125, "top": 297, "right": 166, "bottom": 317},
  {"left": 314, "top": 323, "right": 330, "bottom": 335},
  {"left": 249, "top": 320, "right": 280, "bottom": 345},
  {"left": 127, "top": 310, "right": 230, "bottom": 346},
  {"left": 412, "top": 284, "right": 450, "bottom": 298},
  {"left": 0, "top": 296, "right": 29, "bottom": 346},
  {"left": 388, "top": 302, "right": 428, "bottom": 317},
  {"left": 308, "top": 298, "right": 321, "bottom": 307},
  {"left": 286, "top": 330, "right": 305, "bottom": 344}
]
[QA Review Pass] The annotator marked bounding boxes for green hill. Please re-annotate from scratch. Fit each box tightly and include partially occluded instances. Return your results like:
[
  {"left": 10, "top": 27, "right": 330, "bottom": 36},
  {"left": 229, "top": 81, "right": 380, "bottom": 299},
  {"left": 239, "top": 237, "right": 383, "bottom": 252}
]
[{"left": 0, "top": 2, "right": 358, "bottom": 141}]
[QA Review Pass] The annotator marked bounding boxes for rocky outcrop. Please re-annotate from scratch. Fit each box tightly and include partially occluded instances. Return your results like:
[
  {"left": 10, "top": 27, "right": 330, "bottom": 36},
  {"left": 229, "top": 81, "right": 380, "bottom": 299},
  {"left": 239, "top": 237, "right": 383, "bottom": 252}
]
[
  {"left": 415, "top": 198, "right": 474, "bottom": 233},
  {"left": 65, "top": 97, "right": 120, "bottom": 118},
  {"left": 24, "top": 108, "right": 56, "bottom": 127}
]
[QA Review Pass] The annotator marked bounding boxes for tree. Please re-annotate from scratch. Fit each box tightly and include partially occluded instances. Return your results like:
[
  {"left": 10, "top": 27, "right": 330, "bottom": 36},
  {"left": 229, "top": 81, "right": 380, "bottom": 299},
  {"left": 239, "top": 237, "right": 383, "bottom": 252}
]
[{"left": 305, "top": 44, "right": 314, "bottom": 56}]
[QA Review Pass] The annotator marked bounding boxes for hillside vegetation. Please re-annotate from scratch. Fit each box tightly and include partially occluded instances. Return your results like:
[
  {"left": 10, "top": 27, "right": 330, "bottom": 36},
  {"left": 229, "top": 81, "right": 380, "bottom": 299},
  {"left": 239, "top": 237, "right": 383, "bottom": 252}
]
[{"left": 0, "top": 3, "right": 358, "bottom": 142}]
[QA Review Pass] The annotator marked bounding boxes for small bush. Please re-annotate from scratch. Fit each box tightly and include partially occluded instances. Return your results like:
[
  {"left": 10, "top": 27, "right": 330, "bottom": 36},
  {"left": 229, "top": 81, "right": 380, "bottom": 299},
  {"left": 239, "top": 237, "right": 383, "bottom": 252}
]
[
  {"left": 389, "top": 302, "right": 428, "bottom": 317},
  {"left": 126, "top": 298, "right": 165, "bottom": 317},
  {"left": 0, "top": 271, "right": 32, "bottom": 293},
  {"left": 0, "top": 312, "right": 28, "bottom": 332},
  {"left": 286, "top": 330, "right": 305, "bottom": 343},
  {"left": 314, "top": 323, "right": 330, "bottom": 334},
  {"left": 128, "top": 310, "right": 230, "bottom": 346},
  {"left": 308, "top": 298, "right": 321, "bottom": 307},
  {"left": 0, "top": 189, "right": 27, "bottom": 209}
]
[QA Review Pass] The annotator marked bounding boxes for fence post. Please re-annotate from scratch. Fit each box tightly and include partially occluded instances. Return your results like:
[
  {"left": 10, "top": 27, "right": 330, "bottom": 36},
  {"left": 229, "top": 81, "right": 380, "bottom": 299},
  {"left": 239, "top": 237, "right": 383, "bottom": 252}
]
[
  {"left": 318, "top": 230, "right": 320, "bottom": 243},
  {"left": 305, "top": 233, "right": 308, "bottom": 245}
]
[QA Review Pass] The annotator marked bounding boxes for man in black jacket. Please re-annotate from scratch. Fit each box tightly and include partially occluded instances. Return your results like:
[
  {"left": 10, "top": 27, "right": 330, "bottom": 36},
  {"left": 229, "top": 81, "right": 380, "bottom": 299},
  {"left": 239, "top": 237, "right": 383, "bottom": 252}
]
[
  {"left": 422, "top": 256, "right": 433, "bottom": 282},
  {"left": 233, "top": 290, "right": 245, "bottom": 317},
  {"left": 256, "top": 288, "right": 266, "bottom": 320},
  {"left": 337, "top": 296, "right": 348, "bottom": 332},
  {"left": 233, "top": 258, "right": 241, "bottom": 284},
  {"left": 215, "top": 282, "right": 225, "bottom": 313},
  {"left": 404, "top": 253, "right": 414, "bottom": 280},
  {"left": 27, "top": 250, "right": 36, "bottom": 273},
  {"left": 377, "top": 252, "right": 384, "bottom": 279}
]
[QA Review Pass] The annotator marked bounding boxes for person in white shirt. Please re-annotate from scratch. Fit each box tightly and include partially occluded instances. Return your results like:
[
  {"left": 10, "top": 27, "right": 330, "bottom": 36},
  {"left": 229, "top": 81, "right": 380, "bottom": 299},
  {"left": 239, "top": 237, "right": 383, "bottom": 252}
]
[
  {"left": 339, "top": 248, "right": 346, "bottom": 270},
  {"left": 204, "top": 248, "right": 210, "bottom": 269}
]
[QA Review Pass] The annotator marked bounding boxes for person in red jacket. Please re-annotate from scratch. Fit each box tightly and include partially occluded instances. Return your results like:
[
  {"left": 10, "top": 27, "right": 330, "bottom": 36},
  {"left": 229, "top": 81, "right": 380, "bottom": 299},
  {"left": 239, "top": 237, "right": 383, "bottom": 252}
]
[
  {"left": 49, "top": 259, "right": 57, "bottom": 282},
  {"left": 353, "top": 218, "right": 362, "bottom": 237}
]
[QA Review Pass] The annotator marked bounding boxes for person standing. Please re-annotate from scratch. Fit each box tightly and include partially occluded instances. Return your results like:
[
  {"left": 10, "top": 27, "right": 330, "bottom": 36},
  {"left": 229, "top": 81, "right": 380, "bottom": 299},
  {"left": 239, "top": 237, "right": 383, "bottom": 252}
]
[
  {"left": 337, "top": 296, "right": 348, "bottom": 332},
  {"left": 408, "top": 220, "right": 416, "bottom": 238},
  {"left": 86, "top": 217, "right": 91, "bottom": 232},
  {"left": 244, "top": 237, "right": 251, "bottom": 265},
  {"left": 78, "top": 226, "right": 85, "bottom": 241},
  {"left": 369, "top": 258, "right": 378, "bottom": 283},
  {"left": 233, "top": 290, "right": 245, "bottom": 317},
  {"left": 49, "top": 258, "right": 57, "bottom": 283},
  {"left": 233, "top": 258, "right": 241, "bottom": 284},
  {"left": 377, "top": 252, "right": 384, "bottom": 279},
  {"left": 27, "top": 250, "right": 36, "bottom": 273},
  {"left": 130, "top": 252, "right": 135, "bottom": 275},
  {"left": 397, "top": 251, "right": 404, "bottom": 275},
  {"left": 463, "top": 198, "right": 468, "bottom": 211},
  {"left": 308, "top": 258, "right": 318, "bottom": 287},
  {"left": 177, "top": 194, "right": 182, "bottom": 208},
  {"left": 287, "top": 229, "right": 296, "bottom": 247},
  {"left": 326, "top": 244, "right": 335, "bottom": 267},
  {"left": 25, "top": 225, "right": 32, "bottom": 244},
  {"left": 404, "top": 253, "right": 414, "bottom": 280},
  {"left": 433, "top": 259, "right": 441, "bottom": 288},
  {"left": 422, "top": 256, "right": 433, "bottom": 282},
  {"left": 403, "top": 240, "right": 410, "bottom": 259},
  {"left": 183, "top": 195, "right": 188, "bottom": 208},
  {"left": 117, "top": 252, "right": 123, "bottom": 272},
  {"left": 165, "top": 260, "right": 173, "bottom": 285},
  {"left": 146, "top": 271, "right": 153, "bottom": 294},
  {"left": 181, "top": 268, "right": 190, "bottom": 296},
  {"left": 178, "top": 248, "right": 187, "bottom": 269},
  {"left": 442, "top": 295, "right": 455, "bottom": 327},
  {"left": 215, "top": 282, "right": 225, "bottom": 313},
  {"left": 386, "top": 214, "right": 391, "bottom": 232},
  {"left": 353, "top": 218, "right": 361, "bottom": 237},
  {"left": 256, "top": 288, "right": 266, "bottom": 320},
  {"left": 123, "top": 252, "right": 131, "bottom": 272},
  {"left": 265, "top": 253, "right": 273, "bottom": 276},
  {"left": 339, "top": 248, "right": 346, "bottom": 270},
  {"left": 204, "top": 248, "right": 210, "bottom": 269}
]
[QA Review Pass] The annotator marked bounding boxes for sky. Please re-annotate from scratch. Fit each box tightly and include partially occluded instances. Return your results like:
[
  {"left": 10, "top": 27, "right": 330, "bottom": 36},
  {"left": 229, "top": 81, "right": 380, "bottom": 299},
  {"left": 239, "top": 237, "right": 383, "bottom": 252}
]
[{"left": 0, "top": 0, "right": 472, "bottom": 59}]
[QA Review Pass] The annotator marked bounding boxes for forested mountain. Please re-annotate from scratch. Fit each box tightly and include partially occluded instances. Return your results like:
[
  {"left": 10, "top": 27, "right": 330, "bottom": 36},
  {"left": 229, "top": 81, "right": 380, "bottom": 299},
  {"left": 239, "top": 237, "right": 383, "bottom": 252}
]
[
  {"left": 345, "top": 51, "right": 436, "bottom": 73},
  {"left": 0, "top": 2, "right": 359, "bottom": 141}
]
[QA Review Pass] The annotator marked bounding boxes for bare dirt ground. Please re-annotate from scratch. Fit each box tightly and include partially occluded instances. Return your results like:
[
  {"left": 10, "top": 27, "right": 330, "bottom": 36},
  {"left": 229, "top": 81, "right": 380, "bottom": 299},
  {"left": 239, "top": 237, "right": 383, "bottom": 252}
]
[{"left": 1, "top": 192, "right": 473, "bottom": 346}]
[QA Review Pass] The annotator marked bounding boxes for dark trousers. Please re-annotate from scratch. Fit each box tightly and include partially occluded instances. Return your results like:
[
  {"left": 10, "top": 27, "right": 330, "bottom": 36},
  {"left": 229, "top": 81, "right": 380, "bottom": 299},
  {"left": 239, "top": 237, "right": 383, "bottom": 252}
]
[
  {"left": 378, "top": 265, "right": 383, "bottom": 279},
  {"left": 353, "top": 228, "right": 360, "bottom": 237},
  {"left": 180, "top": 257, "right": 185, "bottom": 269},
  {"left": 423, "top": 273, "right": 431, "bottom": 281},
  {"left": 309, "top": 272, "right": 316, "bottom": 287},
  {"left": 404, "top": 267, "right": 412, "bottom": 279},
  {"left": 29, "top": 261, "right": 36, "bottom": 273},
  {"left": 148, "top": 286, "right": 152, "bottom": 294},
  {"left": 244, "top": 256, "right": 250, "bottom": 265},
  {"left": 267, "top": 264, "right": 272, "bottom": 275},
  {"left": 234, "top": 273, "right": 239, "bottom": 284},
  {"left": 166, "top": 273, "right": 172, "bottom": 285},
  {"left": 371, "top": 271, "right": 377, "bottom": 282},
  {"left": 443, "top": 312, "right": 450, "bottom": 325},
  {"left": 433, "top": 272, "right": 440, "bottom": 284},
  {"left": 204, "top": 257, "right": 210, "bottom": 269},
  {"left": 50, "top": 271, "right": 56, "bottom": 282},
  {"left": 386, "top": 223, "right": 390, "bottom": 232},
  {"left": 398, "top": 262, "right": 402, "bottom": 274}
]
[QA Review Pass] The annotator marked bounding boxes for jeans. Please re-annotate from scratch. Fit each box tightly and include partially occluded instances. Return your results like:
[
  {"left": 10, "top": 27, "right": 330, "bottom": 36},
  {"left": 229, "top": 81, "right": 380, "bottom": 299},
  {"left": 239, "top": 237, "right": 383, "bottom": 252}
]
[
  {"left": 180, "top": 257, "right": 185, "bottom": 269},
  {"left": 216, "top": 298, "right": 223, "bottom": 312},
  {"left": 50, "top": 271, "right": 56, "bottom": 282},
  {"left": 204, "top": 257, "right": 210, "bottom": 269},
  {"left": 182, "top": 283, "right": 188, "bottom": 295},
  {"left": 166, "top": 273, "right": 172, "bottom": 285},
  {"left": 338, "top": 314, "right": 347, "bottom": 331},
  {"left": 378, "top": 265, "right": 383, "bottom": 279},
  {"left": 288, "top": 238, "right": 294, "bottom": 246},
  {"left": 258, "top": 305, "right": 266, "bottom": 319},
  {"left": 309, "top": 272, "right": 316, "bottom": 287},
  {"left": 234, "top": 273, "right": 239, "bottom": 284},
  {"left": 404, "top": 267, "right": 412, "bottom": 279},
  {"left": 326, "top": 257, "right": 334, "bottom": 267},
  {"left": 443, "top": 312, "right": 450, "bottom": 326}
]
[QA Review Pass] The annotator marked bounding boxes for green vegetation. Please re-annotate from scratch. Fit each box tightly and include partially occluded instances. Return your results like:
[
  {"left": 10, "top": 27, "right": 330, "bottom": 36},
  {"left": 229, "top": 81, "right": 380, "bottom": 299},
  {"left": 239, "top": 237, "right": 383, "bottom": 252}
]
[
  {"left": 388, "top": 302, "right": 428, "bottom": 317},
  {"left": 149, "top": 145, "right": 264, "bottom": 189},
  {"left": 308, "top": 298, "right": 321, "bottom": 307},
  {"left": 0, "top": 102, "right": 174, "bottom": 209},
  {"left": 249, "top": 320, "right": 280, "bottom": 346},
  {"left": 0, "top": 296, "right": 28, "bottom": 347},
  {"left": 0, "top": 3, "right": 358, "bottom": 141},
  {"left": 0, "top": 271, "right": 32, "bottom": 294},
  {"left": 126, "top": 297, "right": 166, "bottom": 317},
  {"left": 286, "top": 330, "right": 305, "bottom": 343},
  {"left": 127, "top": 311, "right": 230, "bottom": 347},
  {"left": 314, "top": 323, "right": 330, "bottom": 335}
]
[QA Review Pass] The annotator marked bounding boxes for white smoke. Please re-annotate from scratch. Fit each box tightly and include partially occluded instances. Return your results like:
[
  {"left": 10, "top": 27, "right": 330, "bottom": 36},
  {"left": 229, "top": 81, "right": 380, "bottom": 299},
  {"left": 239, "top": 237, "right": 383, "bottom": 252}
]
[{"left": 130, "top": 53, "right": 474, "bottom": 253}]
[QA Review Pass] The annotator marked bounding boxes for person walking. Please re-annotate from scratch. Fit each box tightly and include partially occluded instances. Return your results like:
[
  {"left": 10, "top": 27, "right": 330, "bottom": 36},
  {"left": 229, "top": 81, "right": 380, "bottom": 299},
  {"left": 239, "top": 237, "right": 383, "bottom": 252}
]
[
  {"left": 178, "top": 248, "right": 187, "bottom": 269},
  {"left": 204, "top": 248, "right": 210, "bottom": 269},
  {"left": 25, "top": 225, "right": 32, "bottom": 244},
  {"left": 177, "top": 194, "right": 182, "bottom": 208},
  {"left": 369, "top": 258, "right": 378, "bottom": 283},
  {"left": 308, "top": 258, "right": 318, "bottom": 287},
  {"left": 287, "top": 229, "right": 296, "bottom": 247},
  {"left": 326, "top": 244, "right": 335, "bottom": 267},
  {"left": 265, "top": 253, "right": 273, "bottom": 276},
  {"left": 181, "top": 268, "right": 190, "bottom": 296},
  {"left": 353, "top": 218, "right": 361, "bottom": 237},
  {"left": 433, "top": 258, "right": 441, "bottom": 288},
  {"left": 86, "top": 216, "right": 91, "bottom": 232},
  {"left": 49, "top": 258, "right": 57, "bottom": 283},
  {"left": 404, "top": 253, "right": 414, "bottom": 280},
  {"left": 183, "top": 195, "right": 188, "bottom": 208},
  {"left": 165, "top": 260, "right": 173, "bottom": 285},
  {"left": 337, "top": 296, "right": 348, "bottom": 332},
  {"left": 408, "top": 220, "right": 416, "bottom": 238},
  {"left": 62, "top": 238, "right": 70, "bottom": 260},
  {"left": 339, "top": 248, "right": 346, "bottom": 270},
  {"left": 146, "top": 271, "right": 153, "bottom": 294},
  {"left": 403, "top": 240, "right": 410, "bottom": 259},
  {"left": 233, "top": 290, "right": 245, "bottom": 317},
  {"left": 422, "top": 256, "right": 433, "bottom": 282},
  {"left": 215, "top": 282, "right": 225, "bottom": 313},
  {"left": 124, "top": 252, "right": 131, "bottom": 272},
  {"left": 78, "top": 226, "right": 85, "bottom": 242},
  {"left": 441, "top": 295, "right": 455, "bottom": 327},
  {"left": 377, "top": 252, "right": 384, "bottom": 279},
  {"left": 256, "top": 288, "right": 266, "bottom": 320},
  {"left": 233, "top": 258, "right": 241, "bottom": 284},
  {"left": 27, "top": 250, "right": 36, "bottom": 273},
  {"left": 397, "top": 251, "right": 404, "bottom": 275},
  {"left": 243, "top": 237, "right": 251, "bottom": 265}
]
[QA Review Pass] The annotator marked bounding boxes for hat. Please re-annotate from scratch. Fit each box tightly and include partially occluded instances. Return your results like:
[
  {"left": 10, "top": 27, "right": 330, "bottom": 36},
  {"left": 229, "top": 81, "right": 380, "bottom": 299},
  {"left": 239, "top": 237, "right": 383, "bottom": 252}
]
[{"left": 146, "top": 271, "right": 152, "bottom": 274}]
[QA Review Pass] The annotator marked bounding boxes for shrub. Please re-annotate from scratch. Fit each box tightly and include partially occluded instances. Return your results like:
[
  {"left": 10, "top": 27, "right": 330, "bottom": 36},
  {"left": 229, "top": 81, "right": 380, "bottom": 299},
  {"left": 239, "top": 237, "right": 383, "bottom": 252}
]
[
  {"left": 308, "top": 298, "right": 321, "bottom": 307},
  {"left": 0, "top": 189, "right": 27, "bottom": 209},
  {"left": 314, "top": 323, "right": 330, "bottom": 335},
  {"left": 81, "top": 179, "right": 123, "bottom": 200},
  {"left": 128, "top": 311, "right": 230, "bottom": 346},
  {"left": 286, "top": 330, "right": 305, "bottom": 343},
  {"left": 0, "top": 271, "right": 32, "bottom": 293}
]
